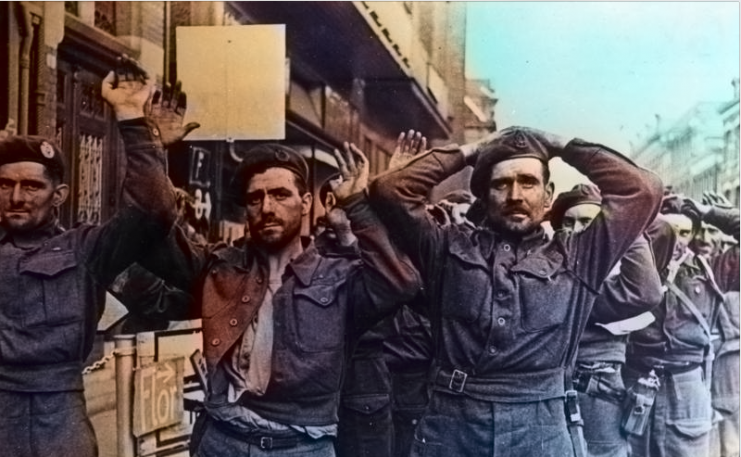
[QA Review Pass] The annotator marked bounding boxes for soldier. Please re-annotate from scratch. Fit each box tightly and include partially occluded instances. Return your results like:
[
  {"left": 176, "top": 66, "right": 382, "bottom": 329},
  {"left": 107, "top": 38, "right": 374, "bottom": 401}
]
[
  {"left": 684, "top": 195, "right": 740, "bottom": 457},
  {"left": 550, "top": 183, "right": 665, "bottom": 457},
  {"left": 315, "top": 173, "right": 395, "bottom": 457},
  {"left": 368, "top": 126, "right": 662, "bottom": 457},
  {"left": 0, "top": 58, "right": 177, "bottom": 457},
  {"left": 625, "top": 193, "right": 737, "bottom": 457},
  {"left": 137, "top": 141, "right": 419, "bottom": 456}
]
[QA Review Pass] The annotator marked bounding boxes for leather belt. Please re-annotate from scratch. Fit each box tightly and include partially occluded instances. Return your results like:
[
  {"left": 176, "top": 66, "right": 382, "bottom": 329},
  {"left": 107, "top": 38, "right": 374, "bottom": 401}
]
[
  {"left": 433, "top": 366, "right": 566, "bottom": 402},
  {"left": 212, "top": 419, "right": 305, "bottom": 450}
]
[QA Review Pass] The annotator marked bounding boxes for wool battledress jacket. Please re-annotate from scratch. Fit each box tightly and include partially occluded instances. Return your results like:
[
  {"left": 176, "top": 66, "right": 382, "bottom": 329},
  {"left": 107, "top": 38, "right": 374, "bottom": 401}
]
[{"left": 141, "top": 192, "right": 420, "bottom": 427}]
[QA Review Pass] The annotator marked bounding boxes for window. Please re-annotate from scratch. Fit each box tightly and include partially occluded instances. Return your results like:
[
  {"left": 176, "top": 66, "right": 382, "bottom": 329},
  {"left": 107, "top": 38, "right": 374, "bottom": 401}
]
[{"left": 95, "top": 1, "right": 116, "bottom": 35}]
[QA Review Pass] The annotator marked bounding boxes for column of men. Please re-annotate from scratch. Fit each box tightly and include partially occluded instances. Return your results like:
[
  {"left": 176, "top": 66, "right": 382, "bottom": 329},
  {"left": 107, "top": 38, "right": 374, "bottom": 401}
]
[{"left": 0, "top": 57, "right": 738, "bottom": 457}]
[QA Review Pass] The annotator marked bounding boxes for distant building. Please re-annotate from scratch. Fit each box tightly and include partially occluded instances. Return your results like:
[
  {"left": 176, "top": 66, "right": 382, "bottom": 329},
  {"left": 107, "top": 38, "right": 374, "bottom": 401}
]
[
  {"left": 630, "top": 79, "right": 740, "bottom": 205},
  {"left": 463, "top": 78, "right": 498, "bottom": 144}
]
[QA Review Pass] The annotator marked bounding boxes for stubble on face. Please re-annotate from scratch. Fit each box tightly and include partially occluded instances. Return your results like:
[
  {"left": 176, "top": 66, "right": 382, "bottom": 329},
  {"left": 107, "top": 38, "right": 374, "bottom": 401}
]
[
  {"left": 244, "top": 168, "right": 309, "bottom": 251},
  {"left": 0, "top": 162, "right": 63, "bottom": 233},
  {"left": 485, "top": 158, "right": 552, "bottom": 236}
]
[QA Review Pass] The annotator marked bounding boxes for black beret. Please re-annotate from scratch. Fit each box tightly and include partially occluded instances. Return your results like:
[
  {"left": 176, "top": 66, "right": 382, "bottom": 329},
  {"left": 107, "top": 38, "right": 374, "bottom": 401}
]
[
  {"left": 0, "top": 136, "right": 65, "bottom": 182},
  {"left": 470, "top": 127, "right": 549, "bottom": 198},
  {"left": 550, "top": 183, "right": 602, "bottom": 230},
  {"left": 231, "top": 143, "right": 309, "bottom": 205}
]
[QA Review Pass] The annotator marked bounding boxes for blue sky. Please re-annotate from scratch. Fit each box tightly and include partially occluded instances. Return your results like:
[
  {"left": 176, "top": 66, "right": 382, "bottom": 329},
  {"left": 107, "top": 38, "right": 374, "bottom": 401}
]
[{"left": 465, "top": 2, "right": 740, "bottom": 190}]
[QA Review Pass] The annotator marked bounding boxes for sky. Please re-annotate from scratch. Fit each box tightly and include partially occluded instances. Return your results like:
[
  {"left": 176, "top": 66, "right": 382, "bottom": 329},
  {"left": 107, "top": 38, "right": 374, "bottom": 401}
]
[{"left": 465, "top": 1, "right": 740, "bottom": 191}]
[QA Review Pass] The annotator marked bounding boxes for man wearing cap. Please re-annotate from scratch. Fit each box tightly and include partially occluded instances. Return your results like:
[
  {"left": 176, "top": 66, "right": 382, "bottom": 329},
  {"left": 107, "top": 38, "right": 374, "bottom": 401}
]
[
  {"left": 550, "top": 183, "right": 665, "bottom": 457},
  {"left": 368, "top": 127, "right": 662, "bottom": 456},
  {"left": 137, "top": 142, "right": 419, "bottom": 456},
  {"left": 314, "top": 173, "right": 395, "bottom": 457},
  {"left": 0, "top": 60, "right": 177, "bottom": 457},
  {"left": 624, "top": 195, "right": 739, "bottom": 457}
]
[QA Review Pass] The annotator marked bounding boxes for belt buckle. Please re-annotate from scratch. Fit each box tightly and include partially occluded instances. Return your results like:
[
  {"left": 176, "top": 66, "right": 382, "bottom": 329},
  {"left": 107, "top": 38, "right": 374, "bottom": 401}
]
[
  {"left": 448, "top": 369, "right": 467, "bottom": 393},
  {"left": 259, "top": 436, "right": 273, "bottom": 450}
]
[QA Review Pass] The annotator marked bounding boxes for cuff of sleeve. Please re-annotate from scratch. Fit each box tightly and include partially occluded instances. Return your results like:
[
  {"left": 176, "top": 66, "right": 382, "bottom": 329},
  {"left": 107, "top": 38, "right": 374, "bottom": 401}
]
[
  {"left": 431, "top": 144, "right": 468, "bottom": 172},
  {"left": 341, "top": 191, "right": 375, "bottom": 228},
  {"left": 118, "top": 118, "right": 164, "bottom": 149}
]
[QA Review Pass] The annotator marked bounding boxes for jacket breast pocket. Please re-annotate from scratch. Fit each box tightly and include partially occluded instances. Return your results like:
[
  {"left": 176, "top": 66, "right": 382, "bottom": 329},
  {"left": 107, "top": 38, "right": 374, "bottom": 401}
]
[
  {"left": 439, "top": 249, "right": 489, "bottom": 323},
  {"left": 292, "top": 281, "right": 346, "bottom": 353},
  {"left": 19, "top": 250, "right": 83, "bottom": 325},
  {"left": 514, "top": 256, "right": 572, "bottom": 333}
]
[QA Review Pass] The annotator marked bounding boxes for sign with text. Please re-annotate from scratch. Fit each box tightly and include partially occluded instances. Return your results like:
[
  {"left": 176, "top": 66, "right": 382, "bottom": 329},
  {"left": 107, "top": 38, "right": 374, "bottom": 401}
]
[
  {"left": 176, "top": 25, "right": 286, "bottom": 140},
  {"left": 133, "top": 357, "right": 185, "bottom": 437}
]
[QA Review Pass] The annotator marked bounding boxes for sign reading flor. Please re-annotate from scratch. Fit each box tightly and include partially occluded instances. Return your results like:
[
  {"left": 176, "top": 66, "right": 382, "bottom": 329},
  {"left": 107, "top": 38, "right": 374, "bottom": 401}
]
[{"left": 133, "top": 357, "right": 185, "bottom": 437}]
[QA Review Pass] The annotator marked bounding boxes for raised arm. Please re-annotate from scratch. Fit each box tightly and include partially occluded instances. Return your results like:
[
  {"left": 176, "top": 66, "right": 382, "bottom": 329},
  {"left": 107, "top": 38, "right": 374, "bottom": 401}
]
[
  {"left": 78, "top": 57, "right": 178, "bottom": 287},
  {"left": 369, "top": 130, "right": 484, "bottom": 281},
  {"left": 589, "top": 234, "right": 663, "bottom": 324},
  {"left": 527, "top": 128, "right": 664, "bottom": 289},
  {"left": 332, "top": 143, "right": 422, "bottom": 329}
]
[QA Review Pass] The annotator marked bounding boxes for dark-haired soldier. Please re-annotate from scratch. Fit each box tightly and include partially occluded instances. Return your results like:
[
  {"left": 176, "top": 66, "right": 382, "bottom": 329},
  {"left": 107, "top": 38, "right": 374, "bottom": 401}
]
[
  {"left": 625, "top": 194, "right": 737, "bottom": 457},
  {"left": 369, "top": 127, "right": 662, "bottom": 457},
  {"left": 137, "top": 142, "right": 419, "bottom": 456},
  {"left": 0, "top": 60, "right": 177, "bottom": 457},
  {"left": 550, "top": 183, "right": 665, "bottom": 457}
]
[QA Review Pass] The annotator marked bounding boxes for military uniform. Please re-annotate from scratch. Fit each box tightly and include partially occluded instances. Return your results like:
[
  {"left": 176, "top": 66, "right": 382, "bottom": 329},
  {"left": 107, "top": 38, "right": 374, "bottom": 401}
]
[
  {"left": 707, "top": 208, "right": 740, "bottom": 457},
  {"left": 369, "top": 131, "right": 662, "bottom": 457},
  {"left": 626, "top": 213, "right": 732, "bottom": 457},
  {"left": 139, "top": 146, "right": 420, "bottom": 455},
  {"left": 0, "top": 122, "right": 175, "bottom": 457}
]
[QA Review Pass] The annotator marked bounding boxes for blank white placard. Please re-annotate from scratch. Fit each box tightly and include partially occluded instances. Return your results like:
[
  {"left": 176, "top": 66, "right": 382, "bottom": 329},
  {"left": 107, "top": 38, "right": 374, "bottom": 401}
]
[{"left": 176, "top": 25, "right": 286, "bottom": 141}]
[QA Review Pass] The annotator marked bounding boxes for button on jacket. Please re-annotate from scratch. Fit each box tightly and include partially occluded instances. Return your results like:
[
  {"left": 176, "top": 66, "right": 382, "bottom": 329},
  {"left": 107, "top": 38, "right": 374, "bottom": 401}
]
[
  {"left": 140, "top": 192, "right": 420, "bottom": 427},
  {"left": 369, "top": 140, "right": 662, "bottom": 396},
  {"left": 0, "top": 119, "right": 175, "bottom": 393},
  {"left": 368, "top": 140, "right": 661, "bottom": 457}
]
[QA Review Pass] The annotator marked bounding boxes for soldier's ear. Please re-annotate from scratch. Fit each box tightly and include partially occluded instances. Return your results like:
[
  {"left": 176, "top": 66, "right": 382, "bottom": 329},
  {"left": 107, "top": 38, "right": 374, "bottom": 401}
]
[
  {"left": 52, "top": 183, "right": 69, "bottom": 207},
  {"left": 544, "top": 181, "right": 555, "bottom": 210},
  {"left": 301, "top": 192, "right": 313, "bottom": 217}
]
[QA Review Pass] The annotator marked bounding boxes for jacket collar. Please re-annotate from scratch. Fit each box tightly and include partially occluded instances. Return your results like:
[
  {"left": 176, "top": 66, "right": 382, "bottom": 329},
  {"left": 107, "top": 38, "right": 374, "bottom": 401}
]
[
  {"left": 244, "top": 236, "right": 321, "bottom": 286},
  {"left": 0, "top": 218, "right": 64, "bottom": 249}
]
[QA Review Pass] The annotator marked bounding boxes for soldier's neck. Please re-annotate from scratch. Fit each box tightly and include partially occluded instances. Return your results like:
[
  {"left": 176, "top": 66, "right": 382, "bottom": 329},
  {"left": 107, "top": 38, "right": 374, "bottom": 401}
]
[{"left": 266, "top": 235, "right": 304, "bottom": 279}]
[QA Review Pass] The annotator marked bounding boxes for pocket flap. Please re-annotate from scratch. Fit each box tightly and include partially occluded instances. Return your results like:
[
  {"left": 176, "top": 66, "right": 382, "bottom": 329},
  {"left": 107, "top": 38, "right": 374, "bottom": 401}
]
[
  {"left": 294, "top": 283, "right": 341, "bottom": 307},
  {"left": 667, "top": 418, "right": 713, "bottom": 438},
  {"left": 447, "top": 234, "right": 489, "bottom": 269},
  {"left": 511, "top": 252, "right": 564, "bottom": 278},
  {"left": 20, "top": 251, "right": 78, "bottom": 277},
  {"left": 342, "top": 394, "right": 390, "bottom": 415}
]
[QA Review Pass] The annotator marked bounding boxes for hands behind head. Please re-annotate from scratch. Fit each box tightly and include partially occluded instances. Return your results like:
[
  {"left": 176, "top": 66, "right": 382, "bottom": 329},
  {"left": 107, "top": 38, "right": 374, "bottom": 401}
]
[
  {"left": 331, "top": 142, "right": 369, "bottom": 202},
  {"left": 102, "top": 55, "right": 153, "bottom": 121},
  {"left": 389, "top": 130, "right": 427, "bottom": 171},
  {"left": 148, "top": 81, "right": 201, "bottom": 146},
  {"left": 702, "top": 190, "right": 733, "bottom": 210}
]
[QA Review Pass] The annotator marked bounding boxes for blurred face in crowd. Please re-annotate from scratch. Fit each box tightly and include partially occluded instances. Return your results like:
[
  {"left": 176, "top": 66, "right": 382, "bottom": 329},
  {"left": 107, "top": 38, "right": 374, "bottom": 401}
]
[
  {"left": 662, "top": 213, "right": 694, "bottom": 260},
  {"left": 244, "top": 167, "right": 311, "bottom": 251},
  {"left": 561, "top": 203, "right": 601, "bottom": 234},
  {"left": 690, "top": 222, "right": 721, "bottom": 259},
  {"left": 323, "top": 176, "right": 351, "bottom": 239},
  {"left": 486, "top": 157, "right": 553, "bottom": 236},
  {"left": 0, "top": 162, "right": 68, "bottom": 233}
]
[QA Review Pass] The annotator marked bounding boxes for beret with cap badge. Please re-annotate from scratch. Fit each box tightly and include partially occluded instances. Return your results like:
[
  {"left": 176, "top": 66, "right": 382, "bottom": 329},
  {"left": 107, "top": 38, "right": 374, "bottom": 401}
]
[
  {"left": 0, "top": 135, "right": 65, "bottom": 182},
  {"left": 230, "top": 143, "right": 309, "bottom": 206},
  {"left": 470, "top": 127, "right": 550, "bottom": 199}
]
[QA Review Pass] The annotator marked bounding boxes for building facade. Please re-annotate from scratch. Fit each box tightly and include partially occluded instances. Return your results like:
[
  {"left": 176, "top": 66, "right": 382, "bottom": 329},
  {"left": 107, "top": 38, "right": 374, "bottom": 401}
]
[
  {"left": 630, "top": 80, "right": 740, "bottom": 205},
  {"left": 1, "top": 1, "right": 469, "bottom": 243}
]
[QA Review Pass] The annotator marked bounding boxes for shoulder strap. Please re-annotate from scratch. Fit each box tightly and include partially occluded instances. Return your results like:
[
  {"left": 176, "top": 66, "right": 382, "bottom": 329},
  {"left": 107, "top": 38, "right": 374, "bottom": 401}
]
[{"left": 665, "top": 281, "right": 712, "bottom": 338}]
